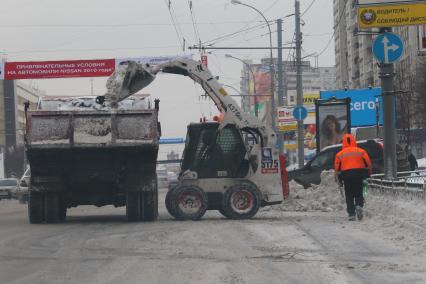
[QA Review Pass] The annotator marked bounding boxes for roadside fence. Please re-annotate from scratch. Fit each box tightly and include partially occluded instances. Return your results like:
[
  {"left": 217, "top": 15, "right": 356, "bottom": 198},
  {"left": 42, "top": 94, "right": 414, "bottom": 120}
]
[{"left": 367, "top": 170, "right": 426, "bottom": 200}]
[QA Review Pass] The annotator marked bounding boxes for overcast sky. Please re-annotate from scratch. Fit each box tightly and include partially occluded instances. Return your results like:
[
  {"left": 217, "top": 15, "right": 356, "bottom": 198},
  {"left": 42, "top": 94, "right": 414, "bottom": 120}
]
[{"left": 1, "top": 0, "right": 334, "bottom": 137}]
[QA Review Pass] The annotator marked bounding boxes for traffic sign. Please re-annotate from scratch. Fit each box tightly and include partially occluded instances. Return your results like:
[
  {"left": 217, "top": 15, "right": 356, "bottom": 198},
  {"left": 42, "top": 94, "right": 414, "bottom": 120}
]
[
  {"left": 293, "top": 106, "right": 308, "bottom": 120},
  {"left": 358, "top": 2, "right": 426, "bottom": 28},
  {"left": 372, "top": 33, "right": 404, "bottom": 63}
]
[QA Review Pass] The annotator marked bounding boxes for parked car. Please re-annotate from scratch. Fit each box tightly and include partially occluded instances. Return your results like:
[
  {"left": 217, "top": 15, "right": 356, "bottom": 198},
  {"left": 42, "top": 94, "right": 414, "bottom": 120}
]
[
  {"left": 288, "top": 139, "right": 411, "bottom": 188},
  {"left": 0, "top": 178, "right": 20, "bottom": 200},
  {"left": 17, "top": 168, "right": 31, "bottom": 203}
]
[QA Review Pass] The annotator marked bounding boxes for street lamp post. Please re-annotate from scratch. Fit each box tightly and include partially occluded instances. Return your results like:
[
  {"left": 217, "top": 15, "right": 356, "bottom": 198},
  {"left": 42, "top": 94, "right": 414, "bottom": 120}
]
[
  {"left": 231, "top": 0, "right": 276, "bottom": 133},
  {"left": 225, "top": 54, "right": 258, "bottom": 117}
]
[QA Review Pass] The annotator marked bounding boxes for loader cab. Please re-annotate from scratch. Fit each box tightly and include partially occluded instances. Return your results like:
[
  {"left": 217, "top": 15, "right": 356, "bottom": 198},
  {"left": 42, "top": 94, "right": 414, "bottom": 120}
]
[{"left": 181, "top": 122, "right": 250, "bottom": 178}]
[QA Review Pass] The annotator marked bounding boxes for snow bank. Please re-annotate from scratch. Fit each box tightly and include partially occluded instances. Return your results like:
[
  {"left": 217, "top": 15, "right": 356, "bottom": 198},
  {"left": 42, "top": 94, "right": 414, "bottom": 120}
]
[
  {"left": 417, "top": 158, "right": 426, "bottom": 169},
  {"left": 280, "top": 170, "right": 345, "bottom": 212},
  {"left": 276, "top": 169, "right": 426, "bottom": 253},
  {"left": 360, "top": 193, "right": 426, "bottom": 253}
]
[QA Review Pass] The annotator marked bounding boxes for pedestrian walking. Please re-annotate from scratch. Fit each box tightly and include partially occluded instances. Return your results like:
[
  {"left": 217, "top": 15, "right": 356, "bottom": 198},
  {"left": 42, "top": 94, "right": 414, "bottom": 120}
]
[
  {"left": 406, "top": 147, "right": 418, "bottom": 171},
  {"left": 334, "top": 134, "right": 372, "bottom": 221}
]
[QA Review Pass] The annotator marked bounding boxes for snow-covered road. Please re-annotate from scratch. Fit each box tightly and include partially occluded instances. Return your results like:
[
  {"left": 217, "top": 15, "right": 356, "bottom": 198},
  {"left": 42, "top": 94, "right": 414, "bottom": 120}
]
[{"left": 0, "top": 185, "right": 425, "bottom": 284}]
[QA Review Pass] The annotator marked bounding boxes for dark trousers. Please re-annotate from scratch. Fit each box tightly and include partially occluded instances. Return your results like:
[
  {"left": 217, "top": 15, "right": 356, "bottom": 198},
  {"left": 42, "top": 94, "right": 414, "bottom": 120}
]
[{"left": 343, "top": 177, "right": 364, "bottom": 216}]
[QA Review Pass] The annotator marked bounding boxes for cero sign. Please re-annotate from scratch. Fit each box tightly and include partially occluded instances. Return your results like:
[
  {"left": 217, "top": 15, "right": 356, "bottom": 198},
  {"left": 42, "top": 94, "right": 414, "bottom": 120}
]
[{"left": 320, "top": 88, "right": 383, "bottom": 127}]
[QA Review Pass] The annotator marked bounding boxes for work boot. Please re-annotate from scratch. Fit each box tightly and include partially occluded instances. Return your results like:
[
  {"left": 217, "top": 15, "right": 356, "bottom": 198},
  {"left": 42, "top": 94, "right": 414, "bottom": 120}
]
[
  {"left": 348, "top": 215, "right": 356, "bottom": 221},
  {"left": 356, "top": 206, "right": 363, "bottom": 221}
]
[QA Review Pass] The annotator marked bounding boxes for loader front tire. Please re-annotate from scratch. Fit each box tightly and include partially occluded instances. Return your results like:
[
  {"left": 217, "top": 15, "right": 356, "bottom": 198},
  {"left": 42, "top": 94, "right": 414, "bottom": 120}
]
[{"left": 222, "top": 183, "right": 260, "bottom": 220}]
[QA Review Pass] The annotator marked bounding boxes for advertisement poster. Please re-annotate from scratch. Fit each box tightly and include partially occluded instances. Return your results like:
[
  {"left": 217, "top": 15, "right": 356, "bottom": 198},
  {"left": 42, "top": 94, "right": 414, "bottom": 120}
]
[
  {"left": 316, "top": 100, "right": 351, "bottom": 151},
  {"left": 277, "top": 106, "right": 297, "bottom": 132},
  {"left": 248, "top": 64, "right": 272, "bottom": 105},
  {"left": 420, "top": 24, "right": 426, "bottom": 53},
  {"left": 321, "top": 88, "right": 382, "bottom": 127}
]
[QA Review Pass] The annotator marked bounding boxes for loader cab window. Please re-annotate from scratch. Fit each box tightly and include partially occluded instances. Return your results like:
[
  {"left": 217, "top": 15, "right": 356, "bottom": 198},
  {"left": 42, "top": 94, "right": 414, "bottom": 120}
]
[{"left": 183, "top": 124, "right": 248, "bottom": 178}]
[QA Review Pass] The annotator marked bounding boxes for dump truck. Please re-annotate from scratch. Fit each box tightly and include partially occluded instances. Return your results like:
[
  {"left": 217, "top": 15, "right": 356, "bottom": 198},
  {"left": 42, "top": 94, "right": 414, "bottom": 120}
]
[{"left": 25, "top": 96, "right": 161, "bottom": 223}]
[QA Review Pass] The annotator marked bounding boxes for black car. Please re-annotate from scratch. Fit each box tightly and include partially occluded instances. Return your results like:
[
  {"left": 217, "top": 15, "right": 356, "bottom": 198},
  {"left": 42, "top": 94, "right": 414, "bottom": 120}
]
[{"left": 288, "top": 139, "right": 410, "bottom": 188}]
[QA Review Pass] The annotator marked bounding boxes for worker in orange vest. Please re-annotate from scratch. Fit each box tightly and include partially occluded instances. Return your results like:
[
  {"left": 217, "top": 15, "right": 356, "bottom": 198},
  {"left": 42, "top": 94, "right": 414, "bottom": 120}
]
[{"left": 334, "top": 134, "right": 372, "bottom": 221}]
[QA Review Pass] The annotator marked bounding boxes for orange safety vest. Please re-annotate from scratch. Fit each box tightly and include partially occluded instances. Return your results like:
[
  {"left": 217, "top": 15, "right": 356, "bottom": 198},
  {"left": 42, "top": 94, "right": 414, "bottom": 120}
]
[{"left": 334, "top": 134, "right": 372, "bottom": 174}]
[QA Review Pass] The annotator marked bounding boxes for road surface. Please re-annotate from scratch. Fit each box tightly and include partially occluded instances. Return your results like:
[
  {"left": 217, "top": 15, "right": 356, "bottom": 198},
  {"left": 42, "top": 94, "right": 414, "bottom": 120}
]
[{"left": 0, "top": 189, "right": 425, "bottom": 284}]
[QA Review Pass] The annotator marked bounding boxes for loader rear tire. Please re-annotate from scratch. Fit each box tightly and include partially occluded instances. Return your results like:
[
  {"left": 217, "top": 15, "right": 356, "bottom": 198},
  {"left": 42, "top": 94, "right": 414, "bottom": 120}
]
[
  {"left": 170, "top": 186, "right": 208, "bottom": 221},
  {"left": 222, "top": 183, "right": 260, "bottom": 220},
  {"left": 165, "top": 189, "right": 179, "bottom": 219},
  {"left": 44, "top": 193, "right": 61, "bottom": 223},
  {"left": 126, "top": 192, "right": 140, "bottom": 222},
  {"left": 28, "top": 192, "right": 44, "bottom": 224}
]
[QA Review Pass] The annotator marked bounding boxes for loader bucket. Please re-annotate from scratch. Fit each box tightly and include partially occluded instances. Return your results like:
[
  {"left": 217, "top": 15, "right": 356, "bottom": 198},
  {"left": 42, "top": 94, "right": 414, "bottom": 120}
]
[{"left": 105, "top": 61, "right": 158, "bottom": 105}]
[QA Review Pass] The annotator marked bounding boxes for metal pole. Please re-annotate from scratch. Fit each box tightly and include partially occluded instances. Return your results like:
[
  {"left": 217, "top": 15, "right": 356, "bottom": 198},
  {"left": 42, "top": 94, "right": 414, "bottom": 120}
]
[
  {"left": 379, "top": 29, "right": 397, "bottom": 179},
  {"left": 277, "top": 19, "right": 284, "bottom": 154},
  {"left": 229, "top": 1, "right": 276, "bottom": 136},
  {"left": 295, "top": 0, "right": 304, "bottom": 168},
  {"left": 225, "top": 55, "right": 258, "bottom": 117}
]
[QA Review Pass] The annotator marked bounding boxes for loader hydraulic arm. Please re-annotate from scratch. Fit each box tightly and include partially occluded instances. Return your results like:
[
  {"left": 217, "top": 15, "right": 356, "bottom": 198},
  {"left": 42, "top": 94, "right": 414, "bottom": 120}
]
[{"left": 103, "top": 58, "right": 276, "bottom": 148}]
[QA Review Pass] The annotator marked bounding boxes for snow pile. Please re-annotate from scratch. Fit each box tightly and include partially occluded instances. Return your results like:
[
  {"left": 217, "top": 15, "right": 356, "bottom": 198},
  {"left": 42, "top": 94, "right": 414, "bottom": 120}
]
[
  {"left": 40, "top": 96, "right": 149, "bottom": 111},
  {"left": 105, "top": 62, "right": 156, "bottom": 105},
  {"left": 280, "top": 170, "right": 345, "bottom": 212},
  {"left": 361, "top": 193, "right": 426, "bottom": 253},
  {"left": 417, "top": 158, "right": 426, "bottom": 169}
]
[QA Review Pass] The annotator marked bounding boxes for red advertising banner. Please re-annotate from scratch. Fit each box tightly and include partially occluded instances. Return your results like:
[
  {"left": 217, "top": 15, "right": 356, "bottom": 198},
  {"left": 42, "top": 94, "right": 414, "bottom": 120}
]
[{"left": 4, "top": 59, "right": 115, "bottom": 80}]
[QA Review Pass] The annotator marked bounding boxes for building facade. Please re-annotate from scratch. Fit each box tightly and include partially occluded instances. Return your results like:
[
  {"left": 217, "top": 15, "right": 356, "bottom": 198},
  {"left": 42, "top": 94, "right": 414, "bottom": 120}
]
[
  {"left": 238, "top": 59, "right": 336, "bottom": 116},
  {"left": 333, "top": 0, "right": 426, "bottom": 157},
  {"left": 333, "top": 0, "right": 380, "bottom": 89},
  {"left": 0, "top": 80, "right": 43, "bottom": 177}
]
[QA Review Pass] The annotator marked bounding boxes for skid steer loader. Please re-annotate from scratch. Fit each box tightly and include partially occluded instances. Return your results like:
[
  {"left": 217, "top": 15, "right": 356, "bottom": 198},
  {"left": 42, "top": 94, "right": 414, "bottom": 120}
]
[{"left": 100, "top": 59, "right": 288, "bottom": 220}]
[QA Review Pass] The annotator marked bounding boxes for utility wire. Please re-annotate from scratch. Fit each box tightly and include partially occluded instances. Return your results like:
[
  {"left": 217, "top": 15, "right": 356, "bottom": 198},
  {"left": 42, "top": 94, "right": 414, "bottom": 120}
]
[
  {"left": 301, "top": 0, "right": 317, "bottom": 17},
  {"left": 164, "top": 0, "right": 186, "bottom": 51},
  {"left": 202, "top": 22, "right": 268, "bottom": 46},
  {"left": 0, "top": 21, "right": 274, "bottom": 28},
  {"left": 201, "top": 1, "right": 280, "bottom": 48},
  {"left": 209, "top": 23, "right": 271, "bottom": 46},
  {"left": 6, "top": 45, "right": 181, "bottom": 54},
  {"left": 315, "top": 0, "right": 347, "bottom": 57},
  {"left": 188, "top": 0, "right": 201, "bottom": 45}
]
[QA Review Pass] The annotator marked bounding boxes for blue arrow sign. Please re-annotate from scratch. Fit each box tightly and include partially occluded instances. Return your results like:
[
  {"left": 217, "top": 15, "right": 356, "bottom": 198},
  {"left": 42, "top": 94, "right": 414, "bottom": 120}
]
[
  {"left": 372, "top": 33, "right": 404, "bottom": 64},
  {"left": 293, "top": 106, "right": 308, "bottom": 120}
]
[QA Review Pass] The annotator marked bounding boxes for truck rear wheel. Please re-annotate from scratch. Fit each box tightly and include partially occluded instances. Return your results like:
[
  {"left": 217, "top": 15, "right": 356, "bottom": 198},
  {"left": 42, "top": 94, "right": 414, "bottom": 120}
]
[
  {"left": 170, "top": 186, "right": 208, "bottom": 220},
  {"left": 222, "top": 183, "right": 260, "bottom": 220},
  {"left": 141, "top": 178, "right": 158, "bottom": 221},
  {"left": 44, "top": 193, "right": 62, "bottom": 223},
  {"left": 28, "top": 192, "right": 44, "bottom": 224},
  {"left": 126, "top": 192, "right": 140, "bottom": 222},
  {"left": 59, "top": 197, "right": 67, "bottom": 222}
]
